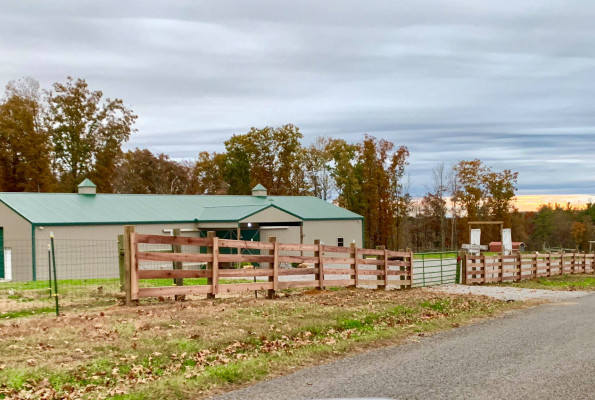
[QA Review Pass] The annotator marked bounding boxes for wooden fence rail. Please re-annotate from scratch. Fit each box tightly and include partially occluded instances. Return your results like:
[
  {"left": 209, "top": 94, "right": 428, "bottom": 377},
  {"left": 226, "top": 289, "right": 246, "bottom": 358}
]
[
  {"left": 123, "top": 228, "right": 413, "bottom": 304},
  {"left": 462, "top": 252, "right": 595, "bottom": 284}
]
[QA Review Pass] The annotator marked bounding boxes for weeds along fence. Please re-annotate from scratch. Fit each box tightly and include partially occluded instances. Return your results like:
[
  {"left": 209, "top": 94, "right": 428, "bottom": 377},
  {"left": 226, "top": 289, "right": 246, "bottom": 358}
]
[
  {"left": 0, "top": 238, "right": 121, "bottom": 317},
  {"left": 463, "top": 252, "right": 595, "bottom": 284},
  {"left": 124, "top": 229, "right": 415, "bottom": 303}
]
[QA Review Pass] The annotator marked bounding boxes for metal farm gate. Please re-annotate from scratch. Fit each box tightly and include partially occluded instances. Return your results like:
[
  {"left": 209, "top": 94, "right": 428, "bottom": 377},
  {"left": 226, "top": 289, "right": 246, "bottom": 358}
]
[{"left": 412, "top": 252, "right": 459, "bottom": 287}]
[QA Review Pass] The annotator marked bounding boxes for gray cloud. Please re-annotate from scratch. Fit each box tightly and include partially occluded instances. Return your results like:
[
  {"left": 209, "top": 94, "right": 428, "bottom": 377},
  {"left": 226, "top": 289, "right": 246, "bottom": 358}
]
[{"left": 1, "top": 0, "right": 594, "bottom": 197}]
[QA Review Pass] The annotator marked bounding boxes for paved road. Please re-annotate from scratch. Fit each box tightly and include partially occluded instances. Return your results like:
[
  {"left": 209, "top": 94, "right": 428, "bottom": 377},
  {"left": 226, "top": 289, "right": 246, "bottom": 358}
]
[{"left": 212, "top": 293, "right": 595, "bottom": 400}]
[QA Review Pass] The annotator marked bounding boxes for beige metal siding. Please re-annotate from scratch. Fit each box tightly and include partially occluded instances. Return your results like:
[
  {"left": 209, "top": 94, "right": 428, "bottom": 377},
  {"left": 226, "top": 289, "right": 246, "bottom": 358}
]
[
  {"left": 0, "top": 202, "right": 33, "bottom": 281},
  {"left": 259, "top": 226, "right": 301, "bottom": 246},
  {"left": 241, "top": 207, "right": 301, "bottom": 223},
  {"left": 302, "top": 220, "right": 363, "bottom": 248}
]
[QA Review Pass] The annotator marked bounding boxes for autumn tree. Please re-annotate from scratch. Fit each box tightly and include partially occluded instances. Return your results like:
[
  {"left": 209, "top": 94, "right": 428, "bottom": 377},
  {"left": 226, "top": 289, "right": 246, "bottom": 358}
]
[
  {"left": 328, "top": 139, "right": 360, "bottom": 211},
  {"left": 0, "top": 78, "right": 54, "bottom": 192},
  {"left": 334, "top": 135, "right": 409, "bottom": 249},
  {"left": 223, "top": 124, "right": 308, "bottom": 195},
  {"left": 424, "top": 163, "right": 448, "bottom": 250},
  {"left": 482, "top": 168, "right": 519, "bottom": 220},
  {"left": 303, "top": 137, "right": 336, "bottom": 200},
  {"left": 45, "top": 77, "right": 137, "bottom": 193},
  {"left": 451, "top": 159, "right": 519, "bottom": 243},
  {"left": 113, "top": 149, "right": 193, "bottom": 194},
  {"left": 448, "top": 164, "right": 462, "bottom": 248},
  {"left": 452, "top": 159, "right": 487, "bottom": 220},
  {"left": 194, "top": 151, "right": 228, "bottom": 194}
]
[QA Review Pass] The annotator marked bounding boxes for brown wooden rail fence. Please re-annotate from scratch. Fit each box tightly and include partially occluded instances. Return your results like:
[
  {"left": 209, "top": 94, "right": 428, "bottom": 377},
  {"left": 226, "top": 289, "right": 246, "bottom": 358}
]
[
  {"left": 122, "top": 227, "right": 413, "bottom": 304},
  {"left": 462, "top": 252, "right": 595, "bottom": 284}
]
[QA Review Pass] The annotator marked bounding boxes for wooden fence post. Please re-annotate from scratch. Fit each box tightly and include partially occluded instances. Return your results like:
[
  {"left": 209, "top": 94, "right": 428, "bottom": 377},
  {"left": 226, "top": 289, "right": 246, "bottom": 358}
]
[
  {"left": 350, "top": 242, "right": 358, "bottom": 288},
  {"left": 408, "top": 249, "right": 414, "bottom": 289},
  {"left": 318, "top": 242, "right": 325, "bottom": 290},
  {"left": 560, "top": 252, "right": 565, "bottom": 275},
  {"left": 212, "top": 237, "right": 219, "bottom": 296},
  {"left": 123, "top": 225, "right": 136, "bottom": 305},
  {"left": 482, "top": 253, "right": 487, "bottom": 284},
  {"left": 267, "top": 237, "right": 277, "bottom": 299},
  {"left": 383, "top": 248, "right": 389, "bottom": 289},
  {"left": 206, "top": 231, "right": 216, "bottom": 299},
  {"left": 462, "top": 253, "right": 468, "bottom": 285},
  {"left": 547, "top": 252, "right": 552, "bottom": 277},
  {"left": 375, "top": 245, "right": 385, "bottom": 289},
  {"left": 117, "top": 235, "right": 125, "bottom": 292},
  {"left": 313, "top": 240, "right": 322, "bottom": 290},
  {"left": 572, "top": 252, "right": 577, "bottom": 274},
  {"left": 172, "top": 228, "right": 184, "bottom": 301}
]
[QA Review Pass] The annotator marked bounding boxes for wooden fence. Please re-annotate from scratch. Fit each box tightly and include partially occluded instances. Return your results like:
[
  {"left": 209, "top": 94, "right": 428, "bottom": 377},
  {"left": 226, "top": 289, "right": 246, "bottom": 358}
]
[
  {"left": 123, "top": 228, "right": 413, "bottom": 304},
  {"left": 463, "top": 252, "right": 595, "bottom": 284}
]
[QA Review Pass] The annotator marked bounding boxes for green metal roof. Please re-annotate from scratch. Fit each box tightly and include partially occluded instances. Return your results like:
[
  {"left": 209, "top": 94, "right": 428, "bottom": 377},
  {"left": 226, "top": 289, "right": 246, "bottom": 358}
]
[
  {"left": 0, "top": 193, "right": 362, "bottom": 225},
  {"left": 77, "top": 179, "right": 96, "bottom": 188},
  {"left": 252, "top": 183, "right": 266, "bottom": 191}
]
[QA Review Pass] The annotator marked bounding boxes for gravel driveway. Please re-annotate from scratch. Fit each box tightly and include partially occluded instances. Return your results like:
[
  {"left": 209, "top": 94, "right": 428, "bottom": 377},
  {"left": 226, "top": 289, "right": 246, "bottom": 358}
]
[{"left": 426, "top": 283, "right": 591, "bottom": 301}]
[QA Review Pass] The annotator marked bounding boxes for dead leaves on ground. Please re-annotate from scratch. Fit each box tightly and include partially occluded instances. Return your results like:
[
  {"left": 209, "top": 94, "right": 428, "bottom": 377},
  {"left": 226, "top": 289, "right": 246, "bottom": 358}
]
[{"left": 0, "top": 288, "right": 509, "bottom": 399}]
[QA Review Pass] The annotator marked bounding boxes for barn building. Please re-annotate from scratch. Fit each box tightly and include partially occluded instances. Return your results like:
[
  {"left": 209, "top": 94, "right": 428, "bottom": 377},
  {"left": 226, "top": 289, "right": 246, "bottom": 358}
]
[
  {"left": 488, "top": 241, "right": 526, "bottom": 253},
  {"left": 0, "top": 181, "right": 363, "bottom": 281}
]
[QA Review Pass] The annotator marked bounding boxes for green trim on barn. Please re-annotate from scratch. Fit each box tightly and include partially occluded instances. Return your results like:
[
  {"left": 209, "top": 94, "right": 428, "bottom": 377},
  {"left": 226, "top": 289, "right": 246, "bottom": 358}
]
[{"left": 31, "top": 225, "right": 36, "bottom": 281}]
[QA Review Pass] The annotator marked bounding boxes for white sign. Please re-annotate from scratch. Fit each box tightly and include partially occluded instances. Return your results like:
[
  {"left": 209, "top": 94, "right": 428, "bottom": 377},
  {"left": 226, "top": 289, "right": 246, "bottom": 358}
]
[
  {"left": 462, "top": 244, "right": 488, "bottom": 251},
  {"left": 469, "top": 229, "right": 482, "bottom": 255},
  {"left": 502, "top": 228, "right": 512, "bottom": 255}
]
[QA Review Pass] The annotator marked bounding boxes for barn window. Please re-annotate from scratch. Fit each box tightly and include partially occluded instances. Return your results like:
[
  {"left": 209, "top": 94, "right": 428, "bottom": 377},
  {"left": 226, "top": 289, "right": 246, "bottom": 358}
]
[{"left": 337, "top": 237, "right": 344, "bottom": 247}]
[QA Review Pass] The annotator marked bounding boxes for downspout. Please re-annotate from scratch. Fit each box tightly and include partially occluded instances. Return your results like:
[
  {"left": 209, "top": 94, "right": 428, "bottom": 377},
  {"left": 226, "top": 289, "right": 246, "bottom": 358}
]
[{"left": 31, "top": 224, "right": 36, "bottom": 281}]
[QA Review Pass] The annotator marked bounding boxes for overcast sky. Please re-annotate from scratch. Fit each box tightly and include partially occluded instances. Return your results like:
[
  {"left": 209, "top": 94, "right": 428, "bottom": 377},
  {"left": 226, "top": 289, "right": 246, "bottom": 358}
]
[{"left": 1, "top": 1, "right": 594, "bottom": 198}]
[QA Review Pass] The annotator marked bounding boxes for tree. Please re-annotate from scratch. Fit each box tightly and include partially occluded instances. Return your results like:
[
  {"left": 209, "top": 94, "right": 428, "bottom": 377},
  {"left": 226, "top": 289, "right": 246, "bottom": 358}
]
[
  {"left": 483, "top": 169, "right": 519, "bottom": 220},
  {"left": 303, "top": 137, "right": 335, "bottom": 200},
  {"left": 45, "top": 77, "right": 137, "bottom": 192},
  {"left": 328, "top": 139, "right": 360, "bottom": 211},
  {"left": 0, "top": 78, "right": 54, "bottom": 192},
  {"left": 223, "top": 124, "right": 308, "bottom": 195},
  {"left": 113, "top": 149, "right": 193, "bottom": 194},
  {"left": 570, "top": 220, "right": 592, "bottom": 251},
  {"left": 334, "top": 135, "right": 409, "bottom": 248},
  {"left": 430, "top": 163, "right": 448, "bottom": 250},
  {"left": 194, "top": 151, "right": 228, "bottom": 194},
  {"left": 448, "top": 165, "right": 461, "bottom": 248},
  {"left": 452, "top": 159, "right": 486, "bottom": 220}
]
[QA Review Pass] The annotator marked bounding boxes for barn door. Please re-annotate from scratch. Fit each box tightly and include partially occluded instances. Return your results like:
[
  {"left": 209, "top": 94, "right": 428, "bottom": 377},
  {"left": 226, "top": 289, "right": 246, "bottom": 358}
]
[{"left": 0, "top": 227, "right": 4, "bottom": 279}]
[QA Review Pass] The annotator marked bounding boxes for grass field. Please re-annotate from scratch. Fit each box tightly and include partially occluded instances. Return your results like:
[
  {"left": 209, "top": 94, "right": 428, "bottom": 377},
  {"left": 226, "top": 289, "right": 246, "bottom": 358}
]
[
  {"left": 0, "top": 278, "right": 252, "bottom": 317},
  {"left": 0, "top": 287, "right": 525, "bottom": 399},
  {"left": 494, "top": 274, "right": 595, "bottom": 291}
]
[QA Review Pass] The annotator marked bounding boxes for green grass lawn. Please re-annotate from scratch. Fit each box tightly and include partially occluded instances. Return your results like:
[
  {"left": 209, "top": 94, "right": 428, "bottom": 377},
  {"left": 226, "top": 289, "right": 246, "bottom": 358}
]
[
  {"left": 0, "top": 277, "right": 252, "bottom": 292},
  {"left": 413, "top": 252, "right": 458, "bottom": 260},
  {"left": 0, "top": 277, "right": 252, "bottom": 317},
  {"left": 495, "top": 274, "right": 595, "bottom": 291}
]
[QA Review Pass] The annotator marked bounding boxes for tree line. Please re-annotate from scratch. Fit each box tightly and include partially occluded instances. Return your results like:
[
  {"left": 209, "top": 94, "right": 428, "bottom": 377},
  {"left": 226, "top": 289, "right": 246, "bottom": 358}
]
[{"left": 1, "top": 77, "right": 592, "bottom": 251}]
